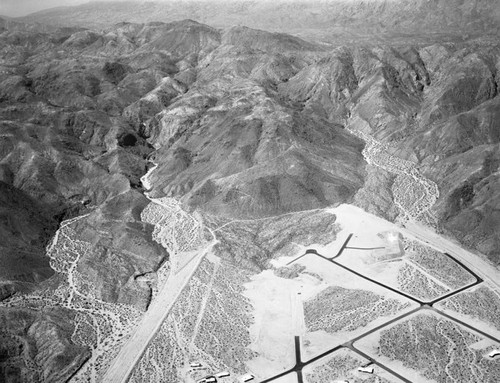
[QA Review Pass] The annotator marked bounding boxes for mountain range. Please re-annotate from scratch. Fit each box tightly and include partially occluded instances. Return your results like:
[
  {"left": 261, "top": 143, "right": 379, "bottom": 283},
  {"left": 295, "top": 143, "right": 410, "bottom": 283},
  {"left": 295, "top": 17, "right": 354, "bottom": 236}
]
[
  {"left": 13, "top": 0, "right": 500, "bottom": 43},
  {"left": 0, "top": 1, "right": 499, "bottom": 381}
]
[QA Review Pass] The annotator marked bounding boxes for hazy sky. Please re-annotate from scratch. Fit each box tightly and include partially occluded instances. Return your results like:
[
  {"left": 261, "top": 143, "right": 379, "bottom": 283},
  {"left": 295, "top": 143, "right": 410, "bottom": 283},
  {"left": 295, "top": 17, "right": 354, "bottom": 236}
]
[
  {"left": 0, "top": 0, "right": 92, "bottom": 17},
  {"left": 0, "top": 0, "right": 272, "bottom": 18},
  {"left": 0, "top": 0, "right": 286, "bottom": 18}
]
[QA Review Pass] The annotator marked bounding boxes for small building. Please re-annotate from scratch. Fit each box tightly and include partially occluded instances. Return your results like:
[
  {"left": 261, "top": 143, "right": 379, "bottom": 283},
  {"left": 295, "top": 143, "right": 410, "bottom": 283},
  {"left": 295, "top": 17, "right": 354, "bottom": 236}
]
[
  {"left": 358, "top": 366, "right": 374, "bottom": 374},
  {"left": 241, "top": 373, "right": 255, "bottom": 382},
  {"left": 197, "top": 374, "right": 217, "bottom": 383},
  {"left": 215, "top": 371, "right": 230, "bottom": 378},
  {"left": 190, "top": 362, "right": 203, "bottom": 368},
  {"left": 489, "top": 349, "right": 500, "bottom": 358}
]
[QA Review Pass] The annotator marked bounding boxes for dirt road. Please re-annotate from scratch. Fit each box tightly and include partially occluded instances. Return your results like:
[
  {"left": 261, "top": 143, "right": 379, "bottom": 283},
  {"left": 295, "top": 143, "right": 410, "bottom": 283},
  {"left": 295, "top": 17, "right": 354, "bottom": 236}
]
[{"left": 101, "top": 247, "right": 207, "bottom": 383}]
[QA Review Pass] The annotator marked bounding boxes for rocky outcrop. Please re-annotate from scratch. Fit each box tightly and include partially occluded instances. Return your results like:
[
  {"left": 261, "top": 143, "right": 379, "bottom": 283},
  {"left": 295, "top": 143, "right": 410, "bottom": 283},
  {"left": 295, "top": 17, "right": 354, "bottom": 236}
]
[{"left": 0, "top": 307, "right": 90, "bottom": 383}]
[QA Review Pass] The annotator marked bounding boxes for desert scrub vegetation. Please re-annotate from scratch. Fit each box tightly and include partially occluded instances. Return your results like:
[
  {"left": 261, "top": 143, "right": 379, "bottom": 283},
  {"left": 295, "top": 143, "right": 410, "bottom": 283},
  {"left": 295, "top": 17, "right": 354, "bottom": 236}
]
[
  {"left": 304, "top": 286, "right": 409, "bottom": 333},
  {"left": 213, "top": 210, "right": 338, "bottom": 270},
  {"left": 405, "top": 240, "right": 476, "bottom": 289},
  {"left": 130, "top": 258, "right": 254, "bottom": 381},
  {"left": 128, "top": 316, "right": 183, "bottom": 383},
  {"left": 379, "top": 312, "right": 500, "bottom": 382},
  {"left": 437, "top": 286, "right": 500, "bottom": 333},
  {"left": 397, "top": 262, "right": 449, "bottom": 301},
  {"left": 305, "top": 349, "right": 393, "bottom": 383},
  {"left": 193, "top": 261, "right": 255, "bottom": 374}
]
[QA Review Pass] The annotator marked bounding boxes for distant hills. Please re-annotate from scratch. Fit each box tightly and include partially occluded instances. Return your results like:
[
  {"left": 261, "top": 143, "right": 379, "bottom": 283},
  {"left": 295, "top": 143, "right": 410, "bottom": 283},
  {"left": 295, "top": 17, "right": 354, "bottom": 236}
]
[{"left": 13, "top": 0, "right": 500, "bottom": 43}]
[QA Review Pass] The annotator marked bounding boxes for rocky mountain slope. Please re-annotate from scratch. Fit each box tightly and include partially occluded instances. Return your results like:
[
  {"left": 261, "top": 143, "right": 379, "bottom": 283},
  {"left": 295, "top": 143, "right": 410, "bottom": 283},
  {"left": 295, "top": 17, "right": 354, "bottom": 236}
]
[{"left": 0, "top": 9, "right": 499, "bottom": 382}]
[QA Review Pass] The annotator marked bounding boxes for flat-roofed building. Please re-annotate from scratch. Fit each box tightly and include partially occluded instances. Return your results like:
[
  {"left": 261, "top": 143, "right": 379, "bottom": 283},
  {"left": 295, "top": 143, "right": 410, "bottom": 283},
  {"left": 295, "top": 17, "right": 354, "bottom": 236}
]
[
  {"left": 241, "top": 373, "right": 254, "bottom": 382},
  {"left": 358, "top": 366, "right": 374, "bottom": 374}
]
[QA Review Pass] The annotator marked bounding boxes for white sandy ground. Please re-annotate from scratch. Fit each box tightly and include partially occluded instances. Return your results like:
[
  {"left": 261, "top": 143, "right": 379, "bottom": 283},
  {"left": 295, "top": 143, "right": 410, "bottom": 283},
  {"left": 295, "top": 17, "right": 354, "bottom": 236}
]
[
  {"left": 272, "top": 372, "right": 299, "bottom": 383},
  {"left": 302, "top": 348, "right": 405, "bottom": 383},
  {"left": 331, "top": 204, "right": 500, "bottom": 296},
  {"left": 294, "top": 253, "right": 416, "bottom": 361},
  {"left": 335, "top": 243, "right": 452, "bottom": 297},
  {"left": 243, "top": 204, "right": 421, "bottom": 380},
  {"left": 243, "top": 203, "right": 500, "bottom": 382},
  {"left": 244, "top": 270, "right": 300, "bottom": 378},
  {"left": 354, "top": 309, "right": 499, "bottom": 383}
]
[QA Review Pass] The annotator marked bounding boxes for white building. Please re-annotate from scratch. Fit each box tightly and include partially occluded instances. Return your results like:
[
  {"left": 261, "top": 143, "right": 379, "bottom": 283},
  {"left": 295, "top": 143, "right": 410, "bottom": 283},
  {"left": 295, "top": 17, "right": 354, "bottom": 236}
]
[
  {"left": 489, "top": 349, "right": 500, "bottom": 358},
  {"left": 358, "top": 366, "right": 374, "bottom": 374},
  {"left": 241, "top": 373, "right": 254, "bottom": 382}
]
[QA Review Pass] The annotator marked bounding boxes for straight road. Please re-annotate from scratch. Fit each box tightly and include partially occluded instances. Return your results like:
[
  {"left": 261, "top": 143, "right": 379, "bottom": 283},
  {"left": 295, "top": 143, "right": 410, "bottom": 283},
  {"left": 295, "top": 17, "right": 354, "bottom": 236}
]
[{"left": 101, "top": 248, "right": 207, "bottom": 383}]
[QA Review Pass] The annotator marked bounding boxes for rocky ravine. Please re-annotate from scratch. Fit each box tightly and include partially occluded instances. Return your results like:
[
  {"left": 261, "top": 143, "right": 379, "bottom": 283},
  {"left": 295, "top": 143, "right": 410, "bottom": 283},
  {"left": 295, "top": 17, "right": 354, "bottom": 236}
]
[{"left": 0, "top": 15, "right": 499, "bottom": 383}]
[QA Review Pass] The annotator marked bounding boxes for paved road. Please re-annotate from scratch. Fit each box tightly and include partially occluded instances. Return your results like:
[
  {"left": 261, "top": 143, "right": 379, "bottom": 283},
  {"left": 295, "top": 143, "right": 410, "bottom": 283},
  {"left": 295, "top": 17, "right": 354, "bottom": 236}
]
[
  {"left": 402, "top": 221, "right": 500, "bottom": 294},
  {"left": 346, "top": 343, "right": 412, "bottom": 383},
  {"left": 259, "top": 231, "right": 500, "bottom": 383}
]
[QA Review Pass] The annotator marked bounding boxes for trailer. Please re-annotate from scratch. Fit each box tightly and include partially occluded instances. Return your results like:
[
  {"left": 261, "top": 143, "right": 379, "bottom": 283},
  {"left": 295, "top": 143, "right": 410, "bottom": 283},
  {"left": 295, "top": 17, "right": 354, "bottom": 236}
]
[{"left": 197, "top": 376, "right": 217, "bottom": 383}]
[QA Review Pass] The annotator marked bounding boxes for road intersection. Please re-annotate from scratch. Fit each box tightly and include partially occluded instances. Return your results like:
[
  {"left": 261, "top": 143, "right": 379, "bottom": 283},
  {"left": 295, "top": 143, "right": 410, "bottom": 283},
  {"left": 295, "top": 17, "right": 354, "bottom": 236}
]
[{"left": 261, "top": 233, "right": 499, "bottom": 383}]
